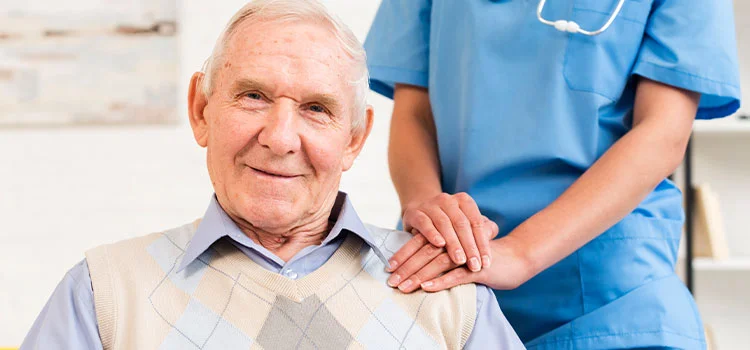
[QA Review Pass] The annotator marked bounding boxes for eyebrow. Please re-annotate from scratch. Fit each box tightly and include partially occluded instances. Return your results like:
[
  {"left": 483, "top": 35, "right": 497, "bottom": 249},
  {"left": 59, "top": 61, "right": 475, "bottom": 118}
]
[
  {"left": 230, "top": 78, "right": 270, "bottom": 96},
  {"left": 310, "top": 94, "right": 343, "bottom": 113},
  {"left": 230, "top": 78, "right": 344, "bottom": 113}
]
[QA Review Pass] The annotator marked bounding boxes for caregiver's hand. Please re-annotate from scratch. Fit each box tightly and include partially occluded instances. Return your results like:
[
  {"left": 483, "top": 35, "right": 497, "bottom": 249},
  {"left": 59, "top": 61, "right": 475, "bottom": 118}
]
[
  {"left": 399, "top": 192, "right": 494, "bottom": 271},
  {"left": 389, "top": 231, "right": 533, "bottom": 293},
  {"left": 387, "top": 214, "right": 499, "bottom": 292},
  {"left": 419, "top": 235, "right": 534, "bottom": 292}
]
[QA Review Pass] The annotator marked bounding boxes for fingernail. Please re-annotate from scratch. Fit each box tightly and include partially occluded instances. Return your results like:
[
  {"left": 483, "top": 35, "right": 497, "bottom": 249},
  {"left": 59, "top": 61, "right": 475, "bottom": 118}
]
[
  {"left": 386, "top": 259, "right": 398, "bottom": 271},
  {"left": 421, "top": 281, "right": 433, "bottom": 288},
  {"left": 436, "top": 237, "right": 446, "bottom": 246},
  {"left": 388, "top": 274, "right": 401, "bottom": 287},
  {"left": 398, "top": 279, "right": 413, "bottom": 291},
  {"left": 455, "top": 250, "right": 467, "bottom": 264},
  {"left": 482, "top": 255, "right": 491, "bottom": 268},
  {"left": 469, "top": 257, "right": 480, "bottom": 272}
]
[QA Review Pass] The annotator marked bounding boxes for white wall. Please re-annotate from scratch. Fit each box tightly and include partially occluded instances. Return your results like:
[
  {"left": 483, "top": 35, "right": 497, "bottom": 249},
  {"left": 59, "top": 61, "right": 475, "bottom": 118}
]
[{"left": 0, "top": 0, "right": 396, "bottom": 345}]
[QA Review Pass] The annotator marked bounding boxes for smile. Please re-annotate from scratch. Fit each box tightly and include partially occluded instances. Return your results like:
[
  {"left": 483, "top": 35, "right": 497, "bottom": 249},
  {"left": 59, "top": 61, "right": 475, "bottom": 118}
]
[{"left": 248, "top": 166, "right": 300, "bottom": 179}]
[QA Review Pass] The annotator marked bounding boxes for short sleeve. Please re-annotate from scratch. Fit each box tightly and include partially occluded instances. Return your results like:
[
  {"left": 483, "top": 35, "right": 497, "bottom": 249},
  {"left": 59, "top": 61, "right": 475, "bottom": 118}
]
[
  {"left": 364, "top": 0, "right": 432, "bottom": 99},
  {"left": 633, "top": 0, "right": 742, "bottom": 119}
]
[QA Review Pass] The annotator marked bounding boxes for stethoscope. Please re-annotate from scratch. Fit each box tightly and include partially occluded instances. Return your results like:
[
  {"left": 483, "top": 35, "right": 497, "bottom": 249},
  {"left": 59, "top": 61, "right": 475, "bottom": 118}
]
[{"left": 536, "top": 0, "right": 626, "bottom": 36}]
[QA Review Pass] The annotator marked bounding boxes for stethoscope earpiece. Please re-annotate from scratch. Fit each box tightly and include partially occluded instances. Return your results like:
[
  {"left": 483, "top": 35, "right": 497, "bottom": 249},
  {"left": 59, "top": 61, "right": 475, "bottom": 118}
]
[
  {"left": 553, "top": 20, "right": 581, "bottom": 34},
  {"left": 537, "top": 0, "right": 626, "bottom": 36}
]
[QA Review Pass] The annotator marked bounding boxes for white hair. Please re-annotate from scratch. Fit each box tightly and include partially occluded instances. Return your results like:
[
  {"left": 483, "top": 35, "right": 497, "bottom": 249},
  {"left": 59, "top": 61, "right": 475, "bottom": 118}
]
[{"left": 201, "top": 0, "right": 369, "bottom": 130}]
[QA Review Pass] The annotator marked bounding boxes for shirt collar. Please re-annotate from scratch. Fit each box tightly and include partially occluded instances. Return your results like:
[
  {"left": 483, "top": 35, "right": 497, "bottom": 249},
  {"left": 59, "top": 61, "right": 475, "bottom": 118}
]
[{"left": 176, "top": 192, "right": 389, "bottom": 272}]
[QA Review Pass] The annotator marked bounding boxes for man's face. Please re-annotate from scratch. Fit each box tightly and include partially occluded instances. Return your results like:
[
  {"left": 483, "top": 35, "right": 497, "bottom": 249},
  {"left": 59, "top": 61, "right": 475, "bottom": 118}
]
[{"left": 189, "top": 19, "right": 372, "bottom": 232}]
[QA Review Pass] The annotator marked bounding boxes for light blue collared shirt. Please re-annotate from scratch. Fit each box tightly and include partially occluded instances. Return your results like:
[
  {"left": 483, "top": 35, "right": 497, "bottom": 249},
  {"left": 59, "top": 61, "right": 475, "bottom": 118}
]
[{"left": 22, "top": 193, "right": 524, "bottom": 349}]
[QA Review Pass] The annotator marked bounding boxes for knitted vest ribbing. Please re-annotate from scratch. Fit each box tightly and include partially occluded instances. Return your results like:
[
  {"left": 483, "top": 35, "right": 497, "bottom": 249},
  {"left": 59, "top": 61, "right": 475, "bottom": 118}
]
[{"left": 86, "top": 221, "right": 476, "bottom": 350}]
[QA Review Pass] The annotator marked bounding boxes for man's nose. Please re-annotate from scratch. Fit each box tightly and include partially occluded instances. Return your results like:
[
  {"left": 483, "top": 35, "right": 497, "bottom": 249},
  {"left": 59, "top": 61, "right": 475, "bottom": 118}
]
[{"left": 257, "top": 103, "right": 301, "bottom": 155}]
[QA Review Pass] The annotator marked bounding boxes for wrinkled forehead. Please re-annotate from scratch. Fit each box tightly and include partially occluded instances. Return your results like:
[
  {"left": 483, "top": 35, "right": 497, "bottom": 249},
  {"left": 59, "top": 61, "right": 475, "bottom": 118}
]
[{"left": 217, "top": 19, "right": 357, "bottom": 100}]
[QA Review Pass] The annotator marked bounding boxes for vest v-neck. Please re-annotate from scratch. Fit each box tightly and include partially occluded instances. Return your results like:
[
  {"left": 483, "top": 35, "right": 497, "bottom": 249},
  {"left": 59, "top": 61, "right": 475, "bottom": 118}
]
[{"left": 211, "top": 232, "right": 364, "bottom": 302}]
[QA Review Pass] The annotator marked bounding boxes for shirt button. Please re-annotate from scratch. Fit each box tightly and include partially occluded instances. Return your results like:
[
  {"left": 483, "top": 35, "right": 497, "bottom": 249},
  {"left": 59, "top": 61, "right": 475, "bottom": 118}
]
[{"left": 284, "top": 269, "right": 298, "bottom": 280}]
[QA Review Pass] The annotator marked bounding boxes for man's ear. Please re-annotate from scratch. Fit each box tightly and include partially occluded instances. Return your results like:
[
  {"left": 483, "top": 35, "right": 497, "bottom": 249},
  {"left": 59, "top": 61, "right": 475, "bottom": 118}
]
[
  {"left": 188, "top": 72, "right": 209, "bottom": 148},
  {"left": 342, "top": 106, "right": 375, "bottom": 171}
]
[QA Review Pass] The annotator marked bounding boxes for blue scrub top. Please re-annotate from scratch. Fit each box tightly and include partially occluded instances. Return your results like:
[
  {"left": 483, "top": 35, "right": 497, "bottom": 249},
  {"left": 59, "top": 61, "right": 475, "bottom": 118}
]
[{"left": 365, "top": 0, "right": 741, "bottom": 348}]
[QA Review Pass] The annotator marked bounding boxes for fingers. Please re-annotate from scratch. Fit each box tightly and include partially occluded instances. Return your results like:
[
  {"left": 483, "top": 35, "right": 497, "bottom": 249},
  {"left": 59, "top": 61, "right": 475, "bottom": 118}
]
[
  {"left": 483, "top": 216, "right": 499, "bottom": 239},
  {"left": 473, "top": 229, "right": 492, "bottom": 269},
  {"left": 386, "top": 232, "right": 428, "bottom": 272},
  {"left": 420, "top": 266, "right": 474, "bottom": 293},
  {"left": 440, "top": 202, "right": 476, "bottom": 271},
  {"left": 475, "top": 216, "right": 496, "bottom": 268},
  {"left": 403, "top": 209, "right": 445, "bottom": 247},
  {"left": 453, "top": 193, "right": 486, "bottom": 271},
  {"left": 396, "top": 252, "right": 458, "bottom": 293},
  {"left": 420, "top": 202, "right": 463, "bottom": 264},
  {"left": 401, "top": 192, "right": 493, "bottom": 272},
  {"left": 388, "top": 241, "right": 444, "bottom": 290}
]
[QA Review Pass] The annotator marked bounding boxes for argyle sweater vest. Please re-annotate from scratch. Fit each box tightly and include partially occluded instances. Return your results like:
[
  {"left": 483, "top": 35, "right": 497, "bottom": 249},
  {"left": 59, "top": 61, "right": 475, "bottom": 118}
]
[{"left": 85, "top": 221, "right": 477, "bottom": 350}]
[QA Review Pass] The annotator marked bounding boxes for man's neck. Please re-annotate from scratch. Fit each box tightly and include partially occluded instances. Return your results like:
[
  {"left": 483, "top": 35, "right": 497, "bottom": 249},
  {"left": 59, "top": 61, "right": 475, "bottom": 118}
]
[
  {"left": 217, "top": 192, "right": 343, "bottom": 262},
  {"left": 240, "top": 219, "right": 334, "bottom": 261}
]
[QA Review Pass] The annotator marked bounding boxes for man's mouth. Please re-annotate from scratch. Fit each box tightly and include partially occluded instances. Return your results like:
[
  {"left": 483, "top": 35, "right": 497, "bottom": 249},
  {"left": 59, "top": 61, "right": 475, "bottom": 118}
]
[{"left": 249, "top": 166, "right": 300, "bottom": 179}]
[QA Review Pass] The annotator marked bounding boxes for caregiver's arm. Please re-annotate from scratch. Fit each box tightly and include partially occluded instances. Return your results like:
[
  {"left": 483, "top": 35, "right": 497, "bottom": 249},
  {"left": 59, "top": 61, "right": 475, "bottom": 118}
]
[
  {"left": 421, "top": 77, "right": 699, "bottom": 291},
  {"left": 387, "top": 84, "right": 494, "bottom": 278},
  {"left": 388, "top": 84, "right": 442, "bottom": 219}
]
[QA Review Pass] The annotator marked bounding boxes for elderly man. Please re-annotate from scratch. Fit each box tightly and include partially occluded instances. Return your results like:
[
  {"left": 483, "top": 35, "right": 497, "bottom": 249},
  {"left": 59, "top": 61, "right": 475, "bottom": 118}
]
[{"left": 21, "top": 1, "right": 523, "bottom": 349}]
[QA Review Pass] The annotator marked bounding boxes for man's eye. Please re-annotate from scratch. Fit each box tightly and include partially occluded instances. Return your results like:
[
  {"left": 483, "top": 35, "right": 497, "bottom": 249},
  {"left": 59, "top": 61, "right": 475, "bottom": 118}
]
[
  {"left": 246, "top": 92, "right": 263, "bottom": 100},
  {"left": 308, "top": 104, "right": 327, "bottom": 113}
]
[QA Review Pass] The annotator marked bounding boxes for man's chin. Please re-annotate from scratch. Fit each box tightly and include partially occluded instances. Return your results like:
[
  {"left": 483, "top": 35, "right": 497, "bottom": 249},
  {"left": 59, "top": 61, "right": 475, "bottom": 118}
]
[{"left": 237, "top": 198, "right": 300, "bottom": 229}]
